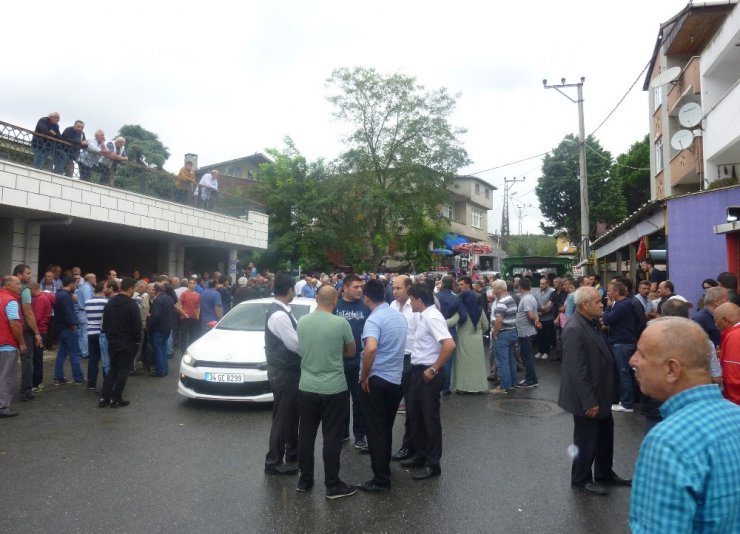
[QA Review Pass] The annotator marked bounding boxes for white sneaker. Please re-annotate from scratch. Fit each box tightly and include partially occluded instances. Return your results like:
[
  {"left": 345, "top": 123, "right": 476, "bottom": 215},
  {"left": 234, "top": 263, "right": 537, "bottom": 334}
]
[
  {"left": 541, "top": 353, "right": 549, "bottom": 360},
  {"left": 534, "top": 352, "right": 542, "bottom": 359},
  {"left": 611, "top": 404, "right": 634, "bottom": 413}
]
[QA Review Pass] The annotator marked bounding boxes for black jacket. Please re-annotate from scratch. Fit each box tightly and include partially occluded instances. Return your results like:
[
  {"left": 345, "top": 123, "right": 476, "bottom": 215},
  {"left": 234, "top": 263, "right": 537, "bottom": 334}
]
[
  {"left": 32, "top": 117, "right": 61, "bottom": 148},
  {"left": 60, "top": 126, "right": 86, "bottom": 158},
  {"left": 102, "top": 293, "right": 142, "bottom": 345},
  {"left": 558, "top": 311, "right": 620, "bottom": 418},
  {"left": 148, "top": 293, "right": 177, "bottom": 333}
]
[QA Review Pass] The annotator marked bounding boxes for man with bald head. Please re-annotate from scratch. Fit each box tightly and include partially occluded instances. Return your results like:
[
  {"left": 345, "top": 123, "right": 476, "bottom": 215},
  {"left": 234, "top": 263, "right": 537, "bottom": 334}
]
[
  {"left": 296, "top": 285, "right": 357, "bottom": 499},
  {"left": 714, "top": 302, "right": 740, "bottom": 405},
  {"left": 629, "top": 317, "right": 740, "bottom": 532}
]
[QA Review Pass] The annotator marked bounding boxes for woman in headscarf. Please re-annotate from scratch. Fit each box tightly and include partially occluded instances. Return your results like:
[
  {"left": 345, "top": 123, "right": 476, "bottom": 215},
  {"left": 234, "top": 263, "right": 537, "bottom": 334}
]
[{"left": 452, "top": 276, "right": 490, "bottom": 393}]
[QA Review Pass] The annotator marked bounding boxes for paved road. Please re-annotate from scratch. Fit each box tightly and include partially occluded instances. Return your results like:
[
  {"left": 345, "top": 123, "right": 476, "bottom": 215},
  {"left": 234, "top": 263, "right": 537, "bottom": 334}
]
[{"left": 1, "top": 356, "right": 643, "bottom": 533}]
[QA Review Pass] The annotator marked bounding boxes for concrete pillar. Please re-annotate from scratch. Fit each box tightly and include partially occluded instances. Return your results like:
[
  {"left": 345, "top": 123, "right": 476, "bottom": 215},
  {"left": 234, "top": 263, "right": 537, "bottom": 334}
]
[
  {"left": 228, "top": 248, "right": 238, "bottom": 280},
  {"left": 616, "top": 250, "right": 622, "bottom": 278},
  {"left": 0, "top": 217, "right": 40, "bottom": 279},
  {"left": 628, "top": 243, "right": 637, "bottom": 283},
  {"left": 176, "top": 244, "right": 185, "bottom": 277}
]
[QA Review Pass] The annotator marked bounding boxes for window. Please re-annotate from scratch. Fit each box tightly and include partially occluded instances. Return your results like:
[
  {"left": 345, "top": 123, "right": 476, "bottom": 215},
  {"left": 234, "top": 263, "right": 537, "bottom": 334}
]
[
  {"left": 655, "top": 138, "right": 664, "bottom": 172},
  {"left": 485, "top": 188, "right": 490, "bottom": 199},
  {"left": 471, "top": 208, "right": 482, "bottom": 229},
  {"left": 653, "top": 86, "right": 662, "bottom": 109},
  {"left": 441, "top": 204, "right": 454, "bottom": 220},
  {"left": 475, "top": 183, "right": 480, "bottom": 194}
]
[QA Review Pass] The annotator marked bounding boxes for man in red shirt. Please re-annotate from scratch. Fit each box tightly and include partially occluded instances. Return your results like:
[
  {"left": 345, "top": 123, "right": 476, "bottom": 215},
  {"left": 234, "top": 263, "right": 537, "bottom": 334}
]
[
  {"left": 29, "top": 282, "right": 55, "bottom": 392},
  {"left": 714, "top": 302, "right": 740, "bottom": 404},
  {"left": 177, "top": 277, "right": 201, "bottom": 356},
  {"left": 1, "top": 276, "right": 26, "bottom": 417}
]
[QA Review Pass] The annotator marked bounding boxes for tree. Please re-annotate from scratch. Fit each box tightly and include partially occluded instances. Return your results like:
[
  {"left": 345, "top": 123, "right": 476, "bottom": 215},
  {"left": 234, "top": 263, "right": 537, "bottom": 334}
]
[
  {"left": 252, "top": 139, "right": 331, "bottom": 270},
  {"left": 327, "top": 67, "right": 470, "bottom": 266},
  {"left": 613, "top": 134, "right": 650, "bottom": 214},
  {"left": 535, "top": 134, "right": 626, "bottom": 244},
  {"left": 116, "top": 124, "right": 170, "bottom": 168},
  {"left": 113, "top": 125, "right": 173, "bottom": 199}
]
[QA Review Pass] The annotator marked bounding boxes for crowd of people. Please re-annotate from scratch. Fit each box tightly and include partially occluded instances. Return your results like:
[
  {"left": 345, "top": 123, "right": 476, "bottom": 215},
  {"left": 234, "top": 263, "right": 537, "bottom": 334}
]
[
  {"left": 2, "top": 259, "right": 740, "bottom": 528},
  {"left": 30, "top": 112, "right": 220, "bottom": 207}
]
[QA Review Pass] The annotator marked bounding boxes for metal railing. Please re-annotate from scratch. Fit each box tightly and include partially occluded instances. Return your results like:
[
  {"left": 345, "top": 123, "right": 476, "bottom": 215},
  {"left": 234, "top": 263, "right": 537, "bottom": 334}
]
[{"left": 0, "top": 120, "right": 265, "bottom": 217}]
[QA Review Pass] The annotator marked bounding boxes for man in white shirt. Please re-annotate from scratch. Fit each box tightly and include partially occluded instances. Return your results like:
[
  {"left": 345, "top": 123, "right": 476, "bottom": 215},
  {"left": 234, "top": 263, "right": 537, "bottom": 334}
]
[
  {"left": 390, "top": 275, "right": 416, "bottom": 462},
  {"left": 401, "top": 282, "right": 455, "bottom": 480},
  {"left": 197, "top": 170, "right": 219, "bottom": 210}
]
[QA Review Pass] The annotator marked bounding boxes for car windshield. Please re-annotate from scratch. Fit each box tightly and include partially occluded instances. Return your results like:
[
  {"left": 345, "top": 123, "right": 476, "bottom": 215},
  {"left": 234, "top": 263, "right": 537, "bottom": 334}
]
[{"left": 216, "top": 302, "right": 312, "bottom": 331}]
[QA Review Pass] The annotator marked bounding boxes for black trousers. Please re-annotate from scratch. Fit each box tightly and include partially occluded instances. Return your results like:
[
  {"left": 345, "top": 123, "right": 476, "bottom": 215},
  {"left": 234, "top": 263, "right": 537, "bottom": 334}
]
[
  {"left": 33, "top": 333, "right": 48, "bottom": 387},
  {"left": 407, "top": 365, "right": 444, "bottom": 468},
  {"left": 100, "top": 341, "right": 137, "bottom": 402},
  {"left": 265, "top": 365, "right": 300, "bottom": 466},
  {"left": 358, "top": 375, "right": 403, "bottom": 487},
  {"left": 343, "top": 362, "right": 365, "bottom": 441},
  {"left": 180, "top": 318, "right": 201, "bottom": 356},
  {"left": 400, "top": 353, "right": 414, "bottom": 451},
  {"left": 536, "top": 319, "right": 556, "bottom": 354},
  {"left": 297, "top": 389, "right": 348, "bottom": 487},
  {"left": 87, "top": 334, "right": 104, "bottom": 389},
  {"left": 571, "top": 414, "right": 615, "bottom": 486}
]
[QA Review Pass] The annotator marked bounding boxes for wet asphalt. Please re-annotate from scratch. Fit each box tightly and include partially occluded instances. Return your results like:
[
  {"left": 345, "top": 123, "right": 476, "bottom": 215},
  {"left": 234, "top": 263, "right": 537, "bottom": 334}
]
[{"left": 0, "top": 355, "right": 643, "bottom": 534}]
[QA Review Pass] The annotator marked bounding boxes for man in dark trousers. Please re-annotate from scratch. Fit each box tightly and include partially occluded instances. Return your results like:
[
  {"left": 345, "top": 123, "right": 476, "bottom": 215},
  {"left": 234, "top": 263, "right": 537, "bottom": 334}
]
[
  {"left": 558, "top": 286, "right": 631, "bottom": 496},
  {"left": 53, "top": 276, "right": 85, "bottom": 385},
  {"left": 357, "top": 279, "right": 407, "bottom": 492},
  {"left": 147, "top": 283, "right": 177, "bottom": 377},
  {"left": 264, "top": 274, "right": 301, "bottom": 475},
  {"left": 333, "top": 273, "right": 370, "bottom": 451},
  {"left": 99, "top": 277, "right": 142, "bottom": 407}
]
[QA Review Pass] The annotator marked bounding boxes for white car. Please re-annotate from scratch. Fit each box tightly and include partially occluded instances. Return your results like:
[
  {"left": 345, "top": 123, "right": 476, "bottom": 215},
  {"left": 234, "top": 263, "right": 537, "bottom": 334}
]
[{"left": 178, "top": 297, "right": 316, "bottom": 402}]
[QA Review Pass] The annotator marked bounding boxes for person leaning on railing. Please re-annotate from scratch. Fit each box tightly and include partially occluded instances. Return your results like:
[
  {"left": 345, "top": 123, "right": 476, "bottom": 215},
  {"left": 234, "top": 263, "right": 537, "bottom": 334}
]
[
  {"left": 79, "top": 130, "right": 113, "bottom": 185},
  {"left": 176, "top": 161, "right": 196, "bottom": 205},
  {"left": 60, "top": 121, "right": 88, "bottom": 177},
  {"left": 31, "top": 112, "right": 63, "bottom": 173}
]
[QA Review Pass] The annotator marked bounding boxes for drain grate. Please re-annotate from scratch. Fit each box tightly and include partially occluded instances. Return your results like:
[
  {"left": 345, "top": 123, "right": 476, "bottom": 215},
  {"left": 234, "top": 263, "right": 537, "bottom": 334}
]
[{"left": 488, "top": 398, "right": 564, "bottom": 418}]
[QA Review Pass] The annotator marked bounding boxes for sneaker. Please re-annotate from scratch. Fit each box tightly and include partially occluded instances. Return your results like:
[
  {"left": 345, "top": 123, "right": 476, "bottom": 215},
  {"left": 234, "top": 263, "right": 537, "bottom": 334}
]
[
  {"left": 354, "top": 438, "right": 368, "bottom": 450},
  {"left": 488, "top": 387, "right": 509, "bottom": 395},
  {"left": 534, "top": 352, "right": 542, "bottom": 359},
  {"left": 541, "top": 353, "right": 549, "bottom": 361},
  {"left": 296, "top": 478, "right": 314, "bottom": 493},
  {"left": 72, "top": 380, "right": 85, "bottom": 386},
  {"left": 54, "top": 378, "right": 71, "bottom": 386},
  {"left": 341, "top": 435, "right": 350, "bottom": 443},
  {"left": 397, "top": 401, "right": 406, "bottom": 414},
  {"left": 515, "top": 380, "right": 538, "bottom": 389},
  {"left": 325, "top": 482, "right": 358, "bottom": 500},
  {"left": 32, "top": 384, "right": 44, "bottom": 393},
  {"left": 611, "top": 403, "right": 634, "bottom": 413}
]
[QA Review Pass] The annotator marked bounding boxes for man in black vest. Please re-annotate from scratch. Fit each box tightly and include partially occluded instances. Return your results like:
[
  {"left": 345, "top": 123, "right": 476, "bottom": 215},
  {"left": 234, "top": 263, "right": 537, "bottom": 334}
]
[{"left": 264, "top": 274, "right": 301, "bottom": 475}]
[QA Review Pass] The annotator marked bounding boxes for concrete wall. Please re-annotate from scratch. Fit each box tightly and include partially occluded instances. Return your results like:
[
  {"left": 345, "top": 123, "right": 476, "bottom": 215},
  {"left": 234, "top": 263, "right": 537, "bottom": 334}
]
[
  {"left": 0, "top": 160, "right": 268, "bottom": 249},
  {"left": 667, "top": 187, "right": 740, "bottom": 306}
]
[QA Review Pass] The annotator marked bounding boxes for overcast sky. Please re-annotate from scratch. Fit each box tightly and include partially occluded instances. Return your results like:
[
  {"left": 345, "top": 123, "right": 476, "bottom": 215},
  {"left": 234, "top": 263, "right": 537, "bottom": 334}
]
[{"left": 3, "top": 0, "right": 688, "bottom": 235}]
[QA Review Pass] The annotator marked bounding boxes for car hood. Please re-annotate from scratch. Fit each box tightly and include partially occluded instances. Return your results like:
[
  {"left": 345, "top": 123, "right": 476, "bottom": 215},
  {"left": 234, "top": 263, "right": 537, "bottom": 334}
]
[{"left": 186, "top": 328, "right": 267, "bottom": 363}]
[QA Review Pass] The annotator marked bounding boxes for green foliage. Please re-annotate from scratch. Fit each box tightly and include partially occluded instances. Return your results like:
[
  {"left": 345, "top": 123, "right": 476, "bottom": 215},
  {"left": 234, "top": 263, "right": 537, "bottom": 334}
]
[
  {"left": 506, "top": 234, "right": 557, "bottom": 257},
  {"left": 327, "top": 67, "right": 470, "bottom": 265},
  {"left": 535, "top": 134, "right": 626, "bottom": 243},
  {"left": 398, "top": 219, "right": 448, "bottom": 272},
  {"left": 708, "top": 177, "right": 739, "bottom": 190},
  {"left": 613, "top": 135, "right": 650, "bottom": 214},
  {"left": 117, "top": 124, "right": 170, "bottom": 168}
]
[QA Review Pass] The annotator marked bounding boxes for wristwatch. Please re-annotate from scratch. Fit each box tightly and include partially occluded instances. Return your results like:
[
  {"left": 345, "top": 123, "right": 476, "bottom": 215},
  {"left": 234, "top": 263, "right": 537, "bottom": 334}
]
[{"left": 427, "top": 366, "right": 438, "bottom": 376}]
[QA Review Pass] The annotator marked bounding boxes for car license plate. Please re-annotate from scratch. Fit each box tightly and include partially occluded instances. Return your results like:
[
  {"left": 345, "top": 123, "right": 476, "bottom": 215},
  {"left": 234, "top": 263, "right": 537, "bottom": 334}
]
[{"left": 204, "top": 373, "right": 244, "bottom": 383}]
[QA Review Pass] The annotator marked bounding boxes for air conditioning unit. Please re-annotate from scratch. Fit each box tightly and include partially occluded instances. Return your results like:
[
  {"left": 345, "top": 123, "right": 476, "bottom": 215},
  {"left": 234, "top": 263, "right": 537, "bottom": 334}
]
[{"left": 717, "top": 165, "right": 737, "bottom": 179}]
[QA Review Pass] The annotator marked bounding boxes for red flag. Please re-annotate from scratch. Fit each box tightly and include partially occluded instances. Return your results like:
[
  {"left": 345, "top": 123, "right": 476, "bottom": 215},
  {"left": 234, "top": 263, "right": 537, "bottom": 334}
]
[{"left": 636, "top": 237, "right": 647, "bottom": 262}]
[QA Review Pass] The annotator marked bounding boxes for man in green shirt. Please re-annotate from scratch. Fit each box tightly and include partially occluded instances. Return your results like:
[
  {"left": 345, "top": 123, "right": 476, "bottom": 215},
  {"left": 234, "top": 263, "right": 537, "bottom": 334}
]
[{"left": 296, "top": 285, "right": 357, "bottom": 499}]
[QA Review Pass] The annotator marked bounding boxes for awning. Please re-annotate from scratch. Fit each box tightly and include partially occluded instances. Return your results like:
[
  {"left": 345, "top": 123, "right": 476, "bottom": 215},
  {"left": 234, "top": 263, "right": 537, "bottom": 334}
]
[
  {"left": 453, "top": 242, "right": 493, "bottom": 254},
  {"left": 593, "top": 210, "right": 665, "bottom": 259},
  {"left": 431, "top": 248, "right": 454, "bottom": 256},
  {"left": 443, "top": 234, "right": 468, "bottom": 249}
]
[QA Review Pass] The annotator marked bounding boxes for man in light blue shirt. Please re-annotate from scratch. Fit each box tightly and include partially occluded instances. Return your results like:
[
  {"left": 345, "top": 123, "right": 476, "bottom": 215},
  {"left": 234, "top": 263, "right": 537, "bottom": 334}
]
[
  {"left": 74, "top": 272, "right": 95, "bottom": 359},
  {"left": 629, "top": 317, "right": 740, "bottom": 533},
  {"left": 357, "top": 279, "right": 407, "bottom": 492}
]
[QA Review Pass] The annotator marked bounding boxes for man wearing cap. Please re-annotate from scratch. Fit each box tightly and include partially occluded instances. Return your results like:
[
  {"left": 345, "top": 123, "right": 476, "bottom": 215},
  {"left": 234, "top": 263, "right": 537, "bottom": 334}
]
[{"left": 233, "top": 277, "right": 251, "bottom": 307}]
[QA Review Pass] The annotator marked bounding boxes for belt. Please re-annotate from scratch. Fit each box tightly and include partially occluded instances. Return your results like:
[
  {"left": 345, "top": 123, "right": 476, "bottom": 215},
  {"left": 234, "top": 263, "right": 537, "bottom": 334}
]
[{"left": 411, "top": 364, "right": 430, "bottom": 370}]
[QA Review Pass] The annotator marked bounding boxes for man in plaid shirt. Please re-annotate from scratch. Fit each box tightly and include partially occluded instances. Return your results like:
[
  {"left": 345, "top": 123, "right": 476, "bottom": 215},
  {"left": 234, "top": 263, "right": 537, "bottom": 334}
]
[{"left": 629, "top": 317, "right": 740, "bottom": 533}]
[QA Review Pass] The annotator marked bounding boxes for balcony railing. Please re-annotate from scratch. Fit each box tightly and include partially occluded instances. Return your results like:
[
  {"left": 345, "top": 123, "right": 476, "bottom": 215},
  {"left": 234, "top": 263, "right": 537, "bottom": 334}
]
[
  {"left": 669, "top": 136, "right": 703, "bottom": 187},
  {"left": 668, "top": 56, "right": 701, "bottom": 114},
  {"left": 0, "top": 120, "right": 264, "bottom": 218}
]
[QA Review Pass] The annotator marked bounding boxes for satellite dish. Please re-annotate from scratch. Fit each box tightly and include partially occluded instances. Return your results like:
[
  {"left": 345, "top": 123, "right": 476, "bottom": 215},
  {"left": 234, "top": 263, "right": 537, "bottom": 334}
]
[
  {"left": 678, "top": 102, "right": 702, "bottom": 128},
  {"left": 650, "top": 66, "right": 682, "bottom": 88},
  {"left": 671, "top": 129, "right": 694, "bottom": 150}
]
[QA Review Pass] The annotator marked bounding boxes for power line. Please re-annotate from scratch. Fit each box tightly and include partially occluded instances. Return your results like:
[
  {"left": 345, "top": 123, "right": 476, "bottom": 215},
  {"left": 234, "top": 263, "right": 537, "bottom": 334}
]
[
  {"left": 589, "top": 61, "right": 651, "bottom": 137},
  {"left": 585, "top": 142, "right": 649, "bottom": 171},
  {"left": 468, "top": 151, "right": 550, "bottom": 176}
]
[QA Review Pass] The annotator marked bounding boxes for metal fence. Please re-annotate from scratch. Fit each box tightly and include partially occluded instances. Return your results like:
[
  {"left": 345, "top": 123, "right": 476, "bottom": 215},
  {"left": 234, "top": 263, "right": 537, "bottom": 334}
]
[{"left": 0, "top": 120, "right": 264, "bottom": 218}]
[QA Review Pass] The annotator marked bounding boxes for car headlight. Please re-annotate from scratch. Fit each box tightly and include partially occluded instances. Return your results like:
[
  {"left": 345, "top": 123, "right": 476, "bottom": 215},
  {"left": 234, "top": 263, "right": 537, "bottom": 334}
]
[{"left": 182, "top": 353, "right": 197, "bottom": 366}]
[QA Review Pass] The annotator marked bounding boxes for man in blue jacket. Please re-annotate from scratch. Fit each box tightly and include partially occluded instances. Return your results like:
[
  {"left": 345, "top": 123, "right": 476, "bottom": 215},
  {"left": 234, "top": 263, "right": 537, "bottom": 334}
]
[
  {"left": 53, "top": 276, "right": 85, "bottom": 385},
  {"left": 602, "top": 280, "right": 639, "bottom": 413},
  {"left": 147, "top": 283, "right": 177, "bottom": 377}
]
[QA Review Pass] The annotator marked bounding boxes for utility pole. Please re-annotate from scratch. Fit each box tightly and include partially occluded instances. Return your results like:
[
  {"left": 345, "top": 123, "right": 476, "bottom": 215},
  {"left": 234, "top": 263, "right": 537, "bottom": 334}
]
[
  {"left": 512, "top": 198, "right": 533, "bottom": 235},
  {"left": 543, "top": 77, "right": 589, "bottom": 263},
  {"left": 501, "top": 175, "right": 525, "bottom": 252}
]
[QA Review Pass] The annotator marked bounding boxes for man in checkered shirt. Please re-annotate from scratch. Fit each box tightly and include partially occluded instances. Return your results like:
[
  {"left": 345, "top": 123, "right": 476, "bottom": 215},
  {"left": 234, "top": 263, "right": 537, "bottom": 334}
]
[{"left": 629, "top": 317, "right": 740, "bottom": 533}]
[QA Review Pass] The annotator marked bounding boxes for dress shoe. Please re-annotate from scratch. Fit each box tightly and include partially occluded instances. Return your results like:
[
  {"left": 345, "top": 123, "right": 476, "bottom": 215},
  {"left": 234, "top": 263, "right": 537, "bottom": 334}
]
[
  {"left": 98, "top": 399, "right": 110, "bottom": 408},
  {"left": 412, "top": 466, "right": 441, "bottom": 480},
  {"left": 359, "top": 480, "right": 390, "bottom": 493},
  {"left": 596, "top": 474, "right": 632, "bottom": 487},
  {"left": 391, "top": 448, "right": 411, "bottom": 461},
  {"left": 110, "top": 399, "right": 130, "bottom": 408},
  {"left": 296, "top": 478, "right": 314, "bottom": 492},
  {"left": 400, "top": 456, "right": 425, "bottom": 469},
  {"left": 20, "top": 394, "right": 35, "bottom": 401},
  {"left": 573, "top": 482, "right": 608, "bottom": 496},
  {"left": 0, "top": 410, "right": 19, "bottom": 418},
  {"left": 264, "top": 462, "right": 298, "bottom": 475}
]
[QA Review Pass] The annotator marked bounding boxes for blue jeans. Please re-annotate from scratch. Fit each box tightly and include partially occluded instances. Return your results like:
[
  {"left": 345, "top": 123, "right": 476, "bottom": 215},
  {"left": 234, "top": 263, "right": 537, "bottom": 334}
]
[
  {"left": 150, "top": 330, "right": 170, "bottom": 376},
  {"left": 55, "top": 329, "right": 85, "bottom": 382},
  {"left": 518, "top": 334, "right": 538, "bottom": 385},
  {"left": 99, "top": 333, "right": 110, "bottom": 375},
  {"left": 494, "top": 329, "right": 518, "bottom": 389},
  {"left": 612, "top": 343, "right": 636, "bottom": 409},
  {"left": 76, "top": 312, "right": 89, "bottom": 357},
  {"left": 32, "top": 145, "right": 66, "bottom": 173}
]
